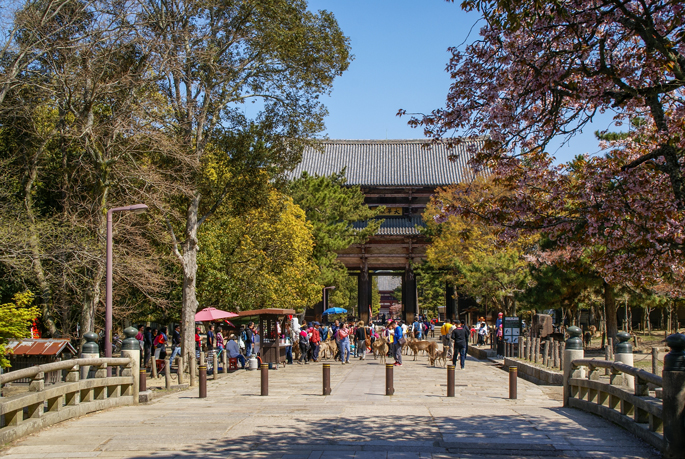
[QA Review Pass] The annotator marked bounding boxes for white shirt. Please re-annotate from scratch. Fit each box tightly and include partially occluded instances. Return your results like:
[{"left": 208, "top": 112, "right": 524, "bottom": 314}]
[{"left": 401, "top": 324, "right": 408, "bottom": 335}]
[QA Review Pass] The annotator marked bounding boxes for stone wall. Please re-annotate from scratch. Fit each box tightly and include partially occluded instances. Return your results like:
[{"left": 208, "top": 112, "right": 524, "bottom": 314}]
[{"left": 503, "top": 357, "right": 563, "bottom": 386}]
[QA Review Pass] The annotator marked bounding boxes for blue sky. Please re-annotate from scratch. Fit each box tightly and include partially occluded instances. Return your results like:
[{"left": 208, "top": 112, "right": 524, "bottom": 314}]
[{"left": 307, "top": 0, "right": 614, "bottom": 165}]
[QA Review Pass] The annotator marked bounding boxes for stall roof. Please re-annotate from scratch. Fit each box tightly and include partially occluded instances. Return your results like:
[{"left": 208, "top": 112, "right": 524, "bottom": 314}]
[
  {"left": 237, "top": 309, "right": 296, "bottom": 317},
  {"left": 5, "top": 339, "right": 76, "bottom": 356}
]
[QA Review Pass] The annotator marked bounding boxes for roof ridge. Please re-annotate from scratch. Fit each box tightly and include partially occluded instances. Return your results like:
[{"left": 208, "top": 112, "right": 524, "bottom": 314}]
[{"left": 313, "top": 138, "right": 484, "bottom": 145}]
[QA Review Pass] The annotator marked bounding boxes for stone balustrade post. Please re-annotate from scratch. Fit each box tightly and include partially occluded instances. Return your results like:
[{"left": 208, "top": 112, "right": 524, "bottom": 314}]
[
  {"left": 663, "top": 333, "right": 685, "bottom": 459},
  {"left": 563, "top": 326, "right": 585, "bottom": 407},
  {"left": 652, "top": 347, "right": 659, "bottom": 375},
  {"left": 553, "top": 341, "right": 559, "bottom": 368},
  {"left": 81, "top": 331, "right": 100, "bottom": 379},
  {"left": 222, "top": 351, "right": 228, "bottom": 374},
  {"left": 543, "top": 341, "right": 549, "bottom": 367},
  {"left": 121, "top": 326, "right": 140, "bottom": 404},
  {"left": 65, "top": 363, "right": 80, "bottom": 406},
  {"left": 615, "top": 331, "right": 634, "bottom": 391}
]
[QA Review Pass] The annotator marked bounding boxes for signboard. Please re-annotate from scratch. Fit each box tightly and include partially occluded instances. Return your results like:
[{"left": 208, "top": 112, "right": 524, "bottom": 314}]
[{"left": 503, "top": 316, "right": 521, "bottom": 343}]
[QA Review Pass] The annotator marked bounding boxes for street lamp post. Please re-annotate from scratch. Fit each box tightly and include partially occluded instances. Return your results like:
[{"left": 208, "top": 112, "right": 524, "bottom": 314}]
[{"left": 106, "top": 204, "right": 148, "bottom": 362}]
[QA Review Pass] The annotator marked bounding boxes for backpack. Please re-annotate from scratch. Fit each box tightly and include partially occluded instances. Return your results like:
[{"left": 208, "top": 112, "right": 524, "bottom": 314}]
[{"left": 241, "top": 330, "right": 248, "bottom": 343}]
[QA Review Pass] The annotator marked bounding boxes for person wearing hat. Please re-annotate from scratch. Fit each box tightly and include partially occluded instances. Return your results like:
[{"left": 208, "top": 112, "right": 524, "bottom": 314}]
[{"left": 226, "top": 334, "right": 246, "bottom": 368}]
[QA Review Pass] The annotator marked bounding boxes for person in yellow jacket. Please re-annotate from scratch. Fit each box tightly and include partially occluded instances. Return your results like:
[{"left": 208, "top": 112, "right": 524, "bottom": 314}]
[{"left": 441, "top": 319, "right": 454, "bottom": 358}]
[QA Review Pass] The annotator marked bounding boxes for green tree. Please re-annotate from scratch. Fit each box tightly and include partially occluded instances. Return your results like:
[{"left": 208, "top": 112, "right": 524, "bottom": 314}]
[
  {"left": 198, "top": 191, "right": 321, "bottom": 312},
  {"left": 0, "top": 291, "right": 40, "bottom": 368},
  {"left": 289, "top": 171, "right": 382, "bottom": 308},
  {"left": 142, "top": 0, "right": 351, "bottom": 364}
]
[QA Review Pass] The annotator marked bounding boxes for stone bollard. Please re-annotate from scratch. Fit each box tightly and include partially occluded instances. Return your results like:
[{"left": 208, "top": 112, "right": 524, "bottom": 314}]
[
  {"left": 517, "top": 340, "right": 522, "bottom": 359},
  {"left": 190, "top": 354, "right": 196, "bottom": 387},
  {"left": 543, "top": 341, "right": 549, "bottom": 367},
  {"left": 213, "top": 352, "right": 219, "bottom": 380},
  {"left": 222, "top": 352, "right": 228, "bottom": 375},
  {"left": 663, "top": 333, "right": 685, "bottom": 459},
  {"left": 525, "top": 338, "right": 530, "bottom": 361},
  {"left": 615, "top": 331, "right": 634, "bottom": 390},
  {"left": 164, "top": 358, "right": 172, "bottom": 389},
  {"left": 605, "top": 344, "right": 612, "bottom": 375},
  {"left": 120, "top": 327, "right": 140, "bottom": 404},
  {"left": 176, "top": 357, "right": 185, "bottom": 385},
  {"left": 553, "top": 341, "right": 559, "bottom": 369},
  {"left": 563, "top": 326, "right": 585, "bottom": 407},
  {"left": 534, "top": 338, "right": 540, "bottom": 364},
  {"left": 652, "top": 347, "right": 659, "bottom": 375}
]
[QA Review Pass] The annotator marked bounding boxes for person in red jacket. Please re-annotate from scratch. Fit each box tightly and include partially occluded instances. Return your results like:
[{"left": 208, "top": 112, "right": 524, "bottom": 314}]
[{"left": 310, "top": 322, "right": 321, "bottom": 362}]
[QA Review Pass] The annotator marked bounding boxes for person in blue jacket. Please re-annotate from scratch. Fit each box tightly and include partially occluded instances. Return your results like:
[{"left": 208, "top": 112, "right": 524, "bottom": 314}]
[{"left": 393, "top": 321, "right": 403, "bottom": 366}]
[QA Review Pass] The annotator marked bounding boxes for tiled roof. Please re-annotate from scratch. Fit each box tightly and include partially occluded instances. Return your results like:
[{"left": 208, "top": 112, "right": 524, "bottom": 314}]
[
  {"left": 354, "top": 216, "right": 425, "bottom": 236},
  {"left": 289, "top": 139, "right": 483, "bottom": 186},
  {"left": 5, "top": 339, "right": 76, "bottom": 356}
]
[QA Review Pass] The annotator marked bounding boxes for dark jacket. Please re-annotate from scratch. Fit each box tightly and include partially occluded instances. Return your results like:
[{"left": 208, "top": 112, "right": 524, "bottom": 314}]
[
  {"left": 172, "top": 330, "right": 181, "bottom": 346},
  {"left": 451, "top": 326, "right": 469, "bottom": 349},
  {"left": 355, "top": 327, "right": 367, "bottom": 341}
]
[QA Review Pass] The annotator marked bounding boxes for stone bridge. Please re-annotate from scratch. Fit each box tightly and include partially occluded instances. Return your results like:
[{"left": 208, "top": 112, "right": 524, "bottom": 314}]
[{"left": 2, "top": 342, "right": 674, "bottom": 459}]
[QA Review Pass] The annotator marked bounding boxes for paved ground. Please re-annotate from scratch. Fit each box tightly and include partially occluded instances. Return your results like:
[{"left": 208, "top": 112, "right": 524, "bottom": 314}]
[{"left": 2, "top": 350, "right": 660, "bottom": 459}]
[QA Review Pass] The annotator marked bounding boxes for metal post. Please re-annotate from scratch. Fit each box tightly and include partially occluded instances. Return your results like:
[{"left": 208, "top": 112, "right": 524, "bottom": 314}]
[
  {"left": 105, "top": 211, "right": 113, "bottom": 368},
  {"left": 663, "top": 333, "right": 685, "bottom": 459},
  {"left": 139, "top": 368, "right": 146, "bottom": 392},
  {"left": 198, "top": 363, "right": 207, "bottom": 398},
  {"left": 323, "top": 363, "right": 331, "bottom": 395},
  {"left": 385, "top": 363, "right": 394, "bottom": 395},
  {"left": 509, "top": 366, "right": 518, "bottom": 399},
  {"left": 261, "top": 363, "right": 268, "bottom": 396},
  {"left": 447, "top": 365, "right": 455, "bottom": 397}
]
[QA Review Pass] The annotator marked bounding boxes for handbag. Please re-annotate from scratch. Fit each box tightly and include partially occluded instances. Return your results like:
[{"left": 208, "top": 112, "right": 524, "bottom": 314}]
[{"left": 398, "top": 337, "right": 407, "bottom": 346}]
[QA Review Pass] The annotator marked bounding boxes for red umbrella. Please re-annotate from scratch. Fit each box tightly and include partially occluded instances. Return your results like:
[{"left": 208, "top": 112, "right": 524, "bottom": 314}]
[{"left": 195, "top": 307, "right": 238, "bottom": 322}]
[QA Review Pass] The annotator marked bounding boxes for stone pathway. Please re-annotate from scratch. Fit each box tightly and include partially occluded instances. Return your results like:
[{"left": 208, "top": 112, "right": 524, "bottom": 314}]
[{"left": 1, "top": 352, "right": 660, "bottom": 459}]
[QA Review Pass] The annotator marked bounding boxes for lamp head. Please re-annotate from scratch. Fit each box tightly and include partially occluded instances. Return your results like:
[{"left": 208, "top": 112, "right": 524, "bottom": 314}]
[{"left": 129, "top": 204, "right": 148, "bottom": 214}]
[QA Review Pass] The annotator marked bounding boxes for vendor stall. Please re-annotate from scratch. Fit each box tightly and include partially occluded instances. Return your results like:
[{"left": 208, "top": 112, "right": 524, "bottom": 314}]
[{"left": 237, "top": 308, "right": 295, "bottom": 367}]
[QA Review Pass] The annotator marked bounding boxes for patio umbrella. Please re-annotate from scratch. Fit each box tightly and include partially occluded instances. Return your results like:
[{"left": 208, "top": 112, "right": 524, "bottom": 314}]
[
  {"left": 322, "top": 307, "right": 347, "bottom": 315},
  {"left": 195, "top": 307, "right": 238, "bottom": 322}
]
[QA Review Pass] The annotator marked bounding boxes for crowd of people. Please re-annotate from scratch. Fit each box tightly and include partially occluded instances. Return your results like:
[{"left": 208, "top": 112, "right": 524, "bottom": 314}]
[{"left": 134, "top": 314, "right": 514, "bottom": 372}]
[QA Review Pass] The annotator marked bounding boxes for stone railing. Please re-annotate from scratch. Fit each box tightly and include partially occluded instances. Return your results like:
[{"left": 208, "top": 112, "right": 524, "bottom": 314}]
[
  {"left": 567, "top": 358, "right": 664, "bottom": 451},
  {"left": 0, "top": 356, "right": 138, "bottom": 444},
  {"left": 562, "top": 327, "right": 685, "bottom": 459}
]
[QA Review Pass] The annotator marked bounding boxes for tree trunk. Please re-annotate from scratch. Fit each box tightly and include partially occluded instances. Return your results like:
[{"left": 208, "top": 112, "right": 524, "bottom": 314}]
[
  {"left": 604, "top": 281, "right": 618, "bottom": 343},
  {"left": 180, "top": 195, "right": 201, "bottom": 367}
]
